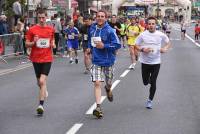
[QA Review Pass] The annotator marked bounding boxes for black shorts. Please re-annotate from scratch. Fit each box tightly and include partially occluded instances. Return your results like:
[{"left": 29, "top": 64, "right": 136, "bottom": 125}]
[
  {"left": 33, "top": 62, "right": 52, "bottom": 78},
  {"left": 181, "top": 30, "right": 186, "bottom": 34},
  {"left": 82, "top": 41, "right": 88, "bottom": 51}
]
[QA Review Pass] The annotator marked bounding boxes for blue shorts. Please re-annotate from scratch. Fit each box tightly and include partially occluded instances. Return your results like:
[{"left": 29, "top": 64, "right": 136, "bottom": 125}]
[{"left": 67, "top": 40, "right": 79, "bottom": 49}]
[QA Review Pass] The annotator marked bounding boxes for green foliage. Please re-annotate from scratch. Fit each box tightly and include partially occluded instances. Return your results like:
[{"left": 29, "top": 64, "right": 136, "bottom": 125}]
[{"left": 4, "top": 0, "right": 26, "bottom": 17}]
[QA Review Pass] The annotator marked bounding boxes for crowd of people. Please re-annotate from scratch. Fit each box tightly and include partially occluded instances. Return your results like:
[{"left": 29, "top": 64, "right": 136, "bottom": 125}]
[
  {"left": 2, "top": 0, "right": 194, "bottom": 120},
  {"left": 20, "top": 7, "right": 173, "bottom": 119}
]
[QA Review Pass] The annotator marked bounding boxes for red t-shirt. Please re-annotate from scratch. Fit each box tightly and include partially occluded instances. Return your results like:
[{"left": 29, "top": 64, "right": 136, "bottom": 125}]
[{"left": 26, "top": 25, "right": 55, "bottom": 63}]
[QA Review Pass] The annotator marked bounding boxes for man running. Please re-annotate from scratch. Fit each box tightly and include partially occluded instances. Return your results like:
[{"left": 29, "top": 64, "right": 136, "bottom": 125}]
[
  {"left": 126, "top": 16, "right": 141, "bottom": 69},
  {"left": 64, "top": 21, "right": 79, "bottom": 64},
  {"left": 80, "top": 15, "right": 92, "bottom": 74},
  {"left": 88, "top": 10, "right": 121, "bottom": 118},
  {"left": 135, "top": 16, "right": 171, "bottom": 109},
  {"left": 26, "top": 8, "right": 55, "bottom": 116}
]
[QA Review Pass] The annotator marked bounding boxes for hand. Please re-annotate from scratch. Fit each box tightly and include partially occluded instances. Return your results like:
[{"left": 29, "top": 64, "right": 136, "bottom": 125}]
[
  {"left": 86, "top": 48, "right": 91, "bottom": 54},
  {"left": 160, "top": 48, "right": 168, "bottom": 53},
  {"left": 95, "top": 41, "right": 104, "bottom": 49},
  {"left": 33, "top": 35, "right": 39, "bottom": 43},
  {"left": 142, "top": 48, "right": 153, "bottom": 53},
  {"left": 51, "top": 40, "right": 56, "bottom": 48},
  {"left": 52, "top": 43, "right": 56, "bottom": 49}
]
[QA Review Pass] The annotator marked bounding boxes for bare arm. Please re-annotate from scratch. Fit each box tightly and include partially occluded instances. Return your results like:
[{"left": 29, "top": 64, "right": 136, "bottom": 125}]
[
  {"left": 160, "top": 42, "right": 171, "bottom": 53},
  {"left": 25, "top": 40, "right": 35, "bottom": 48}
]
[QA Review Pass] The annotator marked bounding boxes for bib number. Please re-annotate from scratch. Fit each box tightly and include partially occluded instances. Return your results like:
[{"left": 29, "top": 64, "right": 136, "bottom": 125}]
[
  {"left": 68, "top": 35, "right": 74, "bottom": 39},
  {"left": 36, "top": 38, "right": 50, "bottom": 48},
  {"left": 84, "top": 34, "right": 88, "bottom": 41},
  {"left": 91, "top": 37, "right": 101, "bottom": 47}
]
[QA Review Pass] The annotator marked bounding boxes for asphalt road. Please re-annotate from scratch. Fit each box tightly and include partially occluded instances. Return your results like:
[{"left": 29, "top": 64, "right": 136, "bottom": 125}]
[{"left": 0, "top": 24, "right": 200, "bottom": 134}]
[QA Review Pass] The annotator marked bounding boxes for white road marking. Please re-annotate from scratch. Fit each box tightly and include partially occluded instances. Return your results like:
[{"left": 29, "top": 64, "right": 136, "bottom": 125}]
[
  {"left": 111, "top": 80, "right": 121, "bottom": 91},
  {"left": 85, "top": 96, "right": 106, "bottom": 115},
  {"left": 185, "top": 34, "right": 200, "bottom": 47},
  {"left": 120, "top": 70, "right": 130, "bottom": 78},
  {"left": 65, "top": 123, "right": 83, "bottom": 134},
  {"left": 0, "top": 64, "right": 32, "bottom": 76},
  {"left": 173, "top": 26, "right": 200, "bottom": 47},
  {"left": 85, "top": 80, "right": 120, "bottom": 115}
]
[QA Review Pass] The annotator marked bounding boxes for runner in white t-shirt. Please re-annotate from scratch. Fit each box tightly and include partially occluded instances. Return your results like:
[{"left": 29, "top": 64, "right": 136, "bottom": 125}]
[{"left": 135, "top": 16, "right": 171, "bottom": 109}]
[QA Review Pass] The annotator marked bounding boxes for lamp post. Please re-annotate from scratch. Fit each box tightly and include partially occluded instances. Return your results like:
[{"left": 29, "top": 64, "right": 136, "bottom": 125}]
[
  {"left": 157, "top": 0, "right": 159, "bottom": 18},
  {"left": 0, "top": 0, "right": 2, "bottom": 14},
  {"left": 97, "top": 0, "right": 99, "bottom": 11},
  {"left": 27, "top": 0, "right": 29, "bottom": 18}
]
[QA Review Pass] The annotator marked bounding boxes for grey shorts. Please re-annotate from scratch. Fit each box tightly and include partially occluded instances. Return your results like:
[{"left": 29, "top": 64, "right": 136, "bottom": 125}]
[{"left": 91, "top": 64, "right": 113, "bottom": 85}]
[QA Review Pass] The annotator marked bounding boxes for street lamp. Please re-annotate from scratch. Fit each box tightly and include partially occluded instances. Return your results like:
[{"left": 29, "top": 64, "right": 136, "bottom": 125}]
[
  {"left": 97, "top": 0, "right": 99, "bottom": 11},
  {"left": 157, "top": 0, "right": 159, "bottom": 18}
]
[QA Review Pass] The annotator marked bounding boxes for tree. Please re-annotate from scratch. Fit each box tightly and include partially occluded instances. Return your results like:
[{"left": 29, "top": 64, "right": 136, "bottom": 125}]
[{"left": 4, "top": 0, "right": 26, "bottom": 17}]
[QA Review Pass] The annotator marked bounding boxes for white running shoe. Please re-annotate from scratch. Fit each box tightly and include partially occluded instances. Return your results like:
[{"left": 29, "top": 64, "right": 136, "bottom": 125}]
[
  {"left": 146, "top": 99, "right": 153, "bottom": 109},
  {"left": 129, "top": 63, "right": 136, "bottom": 70},
  {"left": 37, "top": 105, "right": 44, "bottom": 116}
]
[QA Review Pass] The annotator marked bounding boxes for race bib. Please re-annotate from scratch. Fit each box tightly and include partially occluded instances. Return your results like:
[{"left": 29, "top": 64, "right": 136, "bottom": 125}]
[
  {"left": 129, "top": 30, "right": 136, "bottom": 36},
  {"left": 91, "top": 37, "right": 101, "bottom": 47},
  {"left": 36, "top": 38, "right": 50, "bottom": 48},
  {"left": 68, "top": 35, "right": 75, "bottom": 39},
  {"left": 148, "top": 45, "right": 160, "bottom": 55},
  {"left": 84, "top": 34, "right": 88, "bottom": 41}
]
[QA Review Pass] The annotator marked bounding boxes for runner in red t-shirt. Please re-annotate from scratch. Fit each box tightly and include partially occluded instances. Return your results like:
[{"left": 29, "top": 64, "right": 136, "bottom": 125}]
[
  {"left": 26, "top": 8, "right": 55, "bottom": 116},
  {"left": 195, "top": 23, "right": 199, "bottom": 41}
]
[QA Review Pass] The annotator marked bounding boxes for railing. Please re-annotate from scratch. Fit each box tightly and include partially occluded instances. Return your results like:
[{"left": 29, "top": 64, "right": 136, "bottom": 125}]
[{"left": 0, "top": 33, "right": 24, "bottom": 63}]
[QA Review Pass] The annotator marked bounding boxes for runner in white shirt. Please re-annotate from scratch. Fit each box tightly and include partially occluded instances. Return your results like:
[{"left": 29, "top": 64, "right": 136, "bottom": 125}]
[{"left": 135, "top": 16, "right": 171, "bottom": 109}]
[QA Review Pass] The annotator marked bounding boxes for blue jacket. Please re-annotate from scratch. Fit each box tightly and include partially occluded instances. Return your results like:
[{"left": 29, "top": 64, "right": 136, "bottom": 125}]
[{"left": 88, "top": 22, "right": 121, "bottom": 67}]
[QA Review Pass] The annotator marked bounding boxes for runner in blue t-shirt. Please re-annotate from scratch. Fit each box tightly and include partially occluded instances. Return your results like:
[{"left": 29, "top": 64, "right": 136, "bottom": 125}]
[{"left": 64, "top": 21, "right": 79, "bottom": 64}]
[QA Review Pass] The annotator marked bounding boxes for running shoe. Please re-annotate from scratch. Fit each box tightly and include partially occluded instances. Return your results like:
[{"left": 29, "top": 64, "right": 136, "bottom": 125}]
[
  {"left": 93, "top": 106, "right": 103, "bottom": 119},
  {"left": 146, "top": 100, "right": 153, "bottom": 109},
  {"left": 75, "top": 59, "right": 78, "bottom": 64},
  {"left": 37, "top": 105, "right": 44, "bottom": 116},
  {"left": 129, "top": 63, "right": 136, "bottom": 70},
  {"left": 69, "top": 60, "right": 73, "bottom": 64},
  {"left": 84, "top": 69, "right": 90, "bottom": 74},
  {"left": 105, "top": 86, "right": 113, "bottom": 102}
]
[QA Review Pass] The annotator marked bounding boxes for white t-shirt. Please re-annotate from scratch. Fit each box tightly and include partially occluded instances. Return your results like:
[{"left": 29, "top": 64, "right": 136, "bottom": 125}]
[{"left": 135, "top": 30, "right": 169, "bottom": 64}]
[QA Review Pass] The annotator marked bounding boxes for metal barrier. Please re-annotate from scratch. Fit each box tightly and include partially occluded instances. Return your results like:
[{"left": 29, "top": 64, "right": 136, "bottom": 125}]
[{"left": 0, "top": 33, "right": 24, "bottom": 63}]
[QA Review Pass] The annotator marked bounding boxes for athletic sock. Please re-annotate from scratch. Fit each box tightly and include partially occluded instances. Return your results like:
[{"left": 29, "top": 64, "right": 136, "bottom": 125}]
[
  {"left": 97, "top": 104, "right": 101, "bottom": 108},
  {"left": 39, "top": 100, "right": 44, "bottom": 106}
]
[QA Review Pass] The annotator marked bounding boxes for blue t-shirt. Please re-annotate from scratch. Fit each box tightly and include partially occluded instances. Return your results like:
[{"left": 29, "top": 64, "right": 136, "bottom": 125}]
[{"left": 64, "top": 27, "right": 79, "bottom": 41}]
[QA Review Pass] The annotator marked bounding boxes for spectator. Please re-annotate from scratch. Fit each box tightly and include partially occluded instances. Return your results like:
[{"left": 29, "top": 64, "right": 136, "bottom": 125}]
[
  {"left": 13, "top": 0, "right": 22, "bottom": 26},
  {"left": 51, "top": 14, "right": 62, "bottom": 55},
  {"left": 194, "top": 23, "right": 199, "bottom": 41},
  {"left": 0, "top": 15, "right": 8, "bottom": 35}
]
